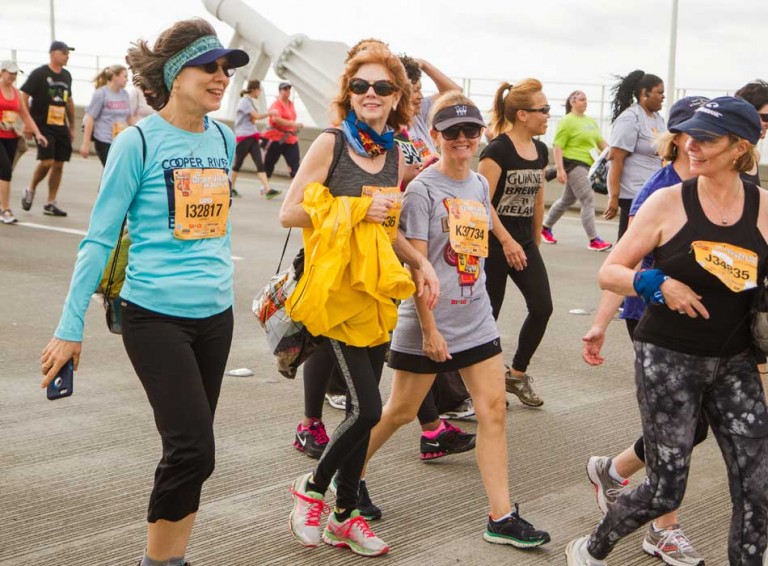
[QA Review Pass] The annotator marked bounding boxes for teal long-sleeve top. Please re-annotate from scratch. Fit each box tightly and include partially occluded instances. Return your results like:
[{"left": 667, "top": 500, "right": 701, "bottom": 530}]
[{"left": 55, "top": 113, "right": 236, "bottom": 341}]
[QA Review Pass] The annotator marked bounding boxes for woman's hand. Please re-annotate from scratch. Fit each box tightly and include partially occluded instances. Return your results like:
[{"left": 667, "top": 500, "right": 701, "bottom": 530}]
[
  {"left": 502, "top": 237, "right": 527, "bottom": 271},
  {"left": 660, "top": 279, "right": 709, "bottom": 319},
  {"left": 40, "top": 338, "right": 82, "bottom": 388},
  {"left": 35, "top": 131, "right": 48, "bottom": 147},
  {"left": 603, "top": 195, "right": 619, "bottom": 220},
  {"left": 412, "top": 256, "right": 440, "bottom": 310},
  {"left": 556, "top": 168, "right": 567, "bottom": 184},
  {"left": 364, "top": 196, "right": 393, "bottom": 224},
  {"left": 582, "top": 326, "right": 606, "bottom": 366},
  {"left": 79, "top": 143, "right": 90, "bottom": 159},
  {"left": 423, "top": 329, "right": 452, "bottom": 362}
]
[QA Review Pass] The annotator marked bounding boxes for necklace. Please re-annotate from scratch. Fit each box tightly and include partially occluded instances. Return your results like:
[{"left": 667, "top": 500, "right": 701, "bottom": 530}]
[{"left": 700, "top": 179, "right": 742, "bottom": 225}]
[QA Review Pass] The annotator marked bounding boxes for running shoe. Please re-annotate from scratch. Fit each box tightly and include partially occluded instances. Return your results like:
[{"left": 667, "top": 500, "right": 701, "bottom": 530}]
[
  {"left": 483, "top": 503, "right": 551, "bottom": 548},
  {"left": 541, "top": 226, "right": 557, "bottom": 244},
  {"left": 293, "top": 419, "right": 329, "bottom": 459},
  {"left": 261, "top": 187, "right": 282, "bottom": 199},
  {"left": 322, "top": 509, "right": 389, "bottom": 557},
  {"left": 586, "top": 456, "right": 629, "bottom": 514},
  {"left": 21, "top": 189, "right": 34, "bottom": 211},
  {"left": 43, "top": 202, "right": 67, "bottom": 217},
  {"left": 439, "top": 398, "right": 476, "bottom": 420},
  {"left": 1, "top": 209, "right": 17, "bottom": 224},
  {"left": 328, "top": 476, "right": 382, "bottom": 521},
  {"left": 289, "top": 472, "right": 329, "bottom": 547},
  {"left": 642, "top": 523, "right": 704, "bottom": 566},
  {"left": 504, "top": 366, "right": 544, "bottom": 407},
  {"left": 588, "top": 237, "right": 613, "bottom": 252},
  {"left": 324, "top": 393, "right": 346, "bottom": 411},
  {"left": 565, "top": 535, "right": 607, "bottom": 565},
  {"left": 420, "top": 421, "right": 476, "bottom": 461},
  {"left": 231, "top": 187, "right": 242, "bottom": 198}
]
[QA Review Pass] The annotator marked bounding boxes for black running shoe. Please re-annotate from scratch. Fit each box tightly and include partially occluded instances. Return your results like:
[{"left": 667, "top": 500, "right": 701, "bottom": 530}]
[
  {"left": 483, "top": 503, "right": 551, "bottom": 548},
  {"left": 293, "top": 419, "right": 329, "bottom": 459},
  {"left": 357, "top": 480, "right": 382, "bottom": 521},
  {"left": 420, "top": 421, "right": 476, "bottom": 461},
  {"left": 43, "top": 202, "right": 67, "bottom": 217}
]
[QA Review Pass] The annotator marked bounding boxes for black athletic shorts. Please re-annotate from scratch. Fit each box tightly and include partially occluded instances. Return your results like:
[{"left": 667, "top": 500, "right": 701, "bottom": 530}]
[
  {"left": 388, "top": 337, "right": 502, "bottom": 374},
  {"left": 37, "top": 128, "right": 72, "bottom": 162}
]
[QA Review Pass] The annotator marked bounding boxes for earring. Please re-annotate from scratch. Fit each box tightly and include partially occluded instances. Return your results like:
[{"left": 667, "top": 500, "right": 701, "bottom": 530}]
[{"left": 393, "top": 101, "right": 397, "bottom": 111}]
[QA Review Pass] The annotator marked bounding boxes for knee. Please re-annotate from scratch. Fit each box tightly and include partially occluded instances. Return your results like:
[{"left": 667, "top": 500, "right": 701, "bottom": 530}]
[
  {"left": 51, "top": 161, "right": 64, "bottom": 172},
  {"left": 530, "top": 300, "right": 553, "bottom": 321},
  {"left": 474, "top": 393, "right": 507, "bottom": 429},
  {"left": 356, "top": 403, "right": 383, "bottom": 431},
  {"left": 176, "top": 428, "right": 216, "bottom": 481},
  {"left": 382, "top": 400, "right": 416, "bottom": 429}
]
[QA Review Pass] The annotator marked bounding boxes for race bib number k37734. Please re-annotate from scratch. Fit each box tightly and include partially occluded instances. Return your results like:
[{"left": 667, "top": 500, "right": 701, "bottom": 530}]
[
  {"left": 173, "top": 168, "right": 230, "bottom": 240},
  {"left": 362, "top": 185, "right": 402, "bottom": 242},
  {"left": 446, "top": 198, "right": 489, "bottom": 258},
  {"left": 691, "top": 240, "right": 758, "bottom": 292}
]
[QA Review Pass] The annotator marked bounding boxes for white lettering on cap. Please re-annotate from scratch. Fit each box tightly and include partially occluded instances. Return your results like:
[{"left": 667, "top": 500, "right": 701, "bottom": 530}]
[{"left": 456, "top": 105, "right": 468, "bottom": 117}]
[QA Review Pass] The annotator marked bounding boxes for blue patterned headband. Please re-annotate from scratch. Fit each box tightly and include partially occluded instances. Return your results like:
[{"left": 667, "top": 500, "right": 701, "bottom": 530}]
[{"left": 163, "top": 35, "right": 223, "bottom": 90}]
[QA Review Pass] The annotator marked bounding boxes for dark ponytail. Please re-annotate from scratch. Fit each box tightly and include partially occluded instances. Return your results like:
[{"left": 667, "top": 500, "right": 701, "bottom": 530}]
[{"left": 610, "top": 70, "right": 663, "bottom": 122}]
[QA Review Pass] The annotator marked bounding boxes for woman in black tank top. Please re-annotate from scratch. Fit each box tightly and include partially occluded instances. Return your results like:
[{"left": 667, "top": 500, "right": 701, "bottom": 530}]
[
  {"left": 278, "top": 44, "right": 439, "bottom": 556},
  {"left": 566, "top": 98, "right": 768, "bottom": 565}
]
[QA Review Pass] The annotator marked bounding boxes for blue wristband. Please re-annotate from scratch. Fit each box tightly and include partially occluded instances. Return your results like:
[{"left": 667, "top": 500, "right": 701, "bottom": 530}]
[{"left": 633, "top": 269, "right": 669, "bottom": 306}]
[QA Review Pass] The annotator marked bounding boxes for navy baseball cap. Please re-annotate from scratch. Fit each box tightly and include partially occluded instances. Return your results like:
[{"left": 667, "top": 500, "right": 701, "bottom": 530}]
[
  {"left": 50, "top": 41, "right": 74, "bottom": 53},
  {"left": 670, "top": 96, "right": 762, "bottom": 144},
  {"left": 432, "top": 104, "right": 486, "bottom": 130},
  {"left": 667, "top": 96, "right": 709, "bottom": 129}
]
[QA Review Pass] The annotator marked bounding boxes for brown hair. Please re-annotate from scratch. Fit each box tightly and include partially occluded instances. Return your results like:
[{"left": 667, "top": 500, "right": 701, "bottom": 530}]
[
  {"left": 126, "top": 18, "right": 217, "bottom": 111},
  {"left": 728, "top": 134, "right": 757, "bottom": 173},
  {"left": 488, "top": 78, "right": 543, "bottom": 139},
  {"left": 93, "top": 64, "right": 126, "bottom": 89},
  {"left": 564, "top": 90, "right": 585, "bottom": 114},
  {"left": 240, "top": 79, "right": 261, "bottom": 97},
  {"left": 345, "top": 38, "right": 388, "bottom": 63},
  {"left": 331, "top": 45, "right": 412, "bottom": 130}
]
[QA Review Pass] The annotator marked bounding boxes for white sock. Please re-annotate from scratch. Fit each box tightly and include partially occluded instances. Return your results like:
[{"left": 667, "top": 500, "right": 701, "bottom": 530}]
[{"left": 608, "top": 460, "right": 626, "bottom": 483}]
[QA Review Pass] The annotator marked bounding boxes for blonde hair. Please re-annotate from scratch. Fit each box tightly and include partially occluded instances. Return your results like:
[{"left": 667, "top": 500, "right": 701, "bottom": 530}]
[
  {"left": 93, "top": 64, "right": 126, "bottom": 89},
  {"left": 488, "top": 78, "right": 543, "bottom": 139},
  {"left": 654, "top": 132, "right": 680, "bottom": 162},
  {"left": 331, "top": 44, "right": 412, "bottom": 130}
]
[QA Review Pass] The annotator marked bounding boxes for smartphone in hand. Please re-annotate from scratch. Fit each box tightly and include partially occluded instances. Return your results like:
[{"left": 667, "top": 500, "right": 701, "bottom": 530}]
[{"left": 47, "top": 359, "right": 74, "bottom": 400}]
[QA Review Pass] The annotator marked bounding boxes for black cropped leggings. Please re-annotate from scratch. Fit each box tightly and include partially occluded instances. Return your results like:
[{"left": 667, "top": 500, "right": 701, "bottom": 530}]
[
  {"left": 0, "top": 137, "right": 18, "bottom": 182},
  {"left": 121, "top": 301, "right": 233, "bottom": 523},
  {"left": 484, "top": 239, "right": 553, "bottom": 373},
  {"left": 233, "top": 136, "right": 265, "bottom": 173}
]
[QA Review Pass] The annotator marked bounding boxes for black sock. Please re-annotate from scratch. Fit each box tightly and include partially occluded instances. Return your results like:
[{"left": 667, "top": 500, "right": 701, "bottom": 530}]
[
  {"left": 334, "top": 507, "right": 353, "bottom": 522},
  {"left": 306, "top": 479, "right": 322, "bottom": 494}
]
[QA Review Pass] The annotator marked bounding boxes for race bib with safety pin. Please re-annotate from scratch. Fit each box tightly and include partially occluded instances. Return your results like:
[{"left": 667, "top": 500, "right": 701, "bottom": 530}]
[
  {"left": 46, "top": 105, "right": 66, "bottom": 126},
  {"left": 362, "top": 185, "right": 402, "bottom": 242},
  {"left": 0, "top": 110, "right": 17, "bottom": 130},
  {"left": 173, "top": 168, "right": 230, "bottom": 240},
  {"left": 446, "top": 198, "right": 489, "bottom": 258},
  {"left": 112, "top": 121, "right": 127, "bottom": 140},
  {"left": 691, "top": 240, "right": 758, "bottom": 292}
]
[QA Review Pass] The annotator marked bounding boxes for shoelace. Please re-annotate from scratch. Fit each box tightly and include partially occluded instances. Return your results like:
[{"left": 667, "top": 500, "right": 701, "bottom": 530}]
[
  {"left": 308, "top": 421, "right": 330, "bottom": 444},
  {"left": 289, "top": 488, "right": 330, "bottom": 527},
  {"left": 510, "top": 503, "right": 536, "bottom": 530},
  {"left": 659, "top": 528, "right": 694, "bottom": 552},
  {"left": 605, "top": 478, "right": 630, "bottom": 498},
  {"left": 339, "top": 515, "right": 376, "bottom": 539}
]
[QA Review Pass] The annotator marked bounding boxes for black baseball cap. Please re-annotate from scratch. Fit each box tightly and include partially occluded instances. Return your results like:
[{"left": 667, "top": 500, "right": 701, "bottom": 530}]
[
  {"left": 667, "top": 96, "right": 709, "bottom": 129},
  {"left": 50, "top": 41, "right": 74, "bottom": 53},
  {"left": 670, "top": 96, "right": 762, "bottom": 144},
  {"left": 432, "top": 104, "right": 486, "bottom": 131},
  {"left": 278, "top": 81, "right": 292, "bottom": 90}
]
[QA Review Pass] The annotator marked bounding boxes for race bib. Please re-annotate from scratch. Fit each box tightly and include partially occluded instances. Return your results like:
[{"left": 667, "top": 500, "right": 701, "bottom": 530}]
[
  {"left": 691, "top": 240, "right": 758, "bottom": 292},
  {"left": 446, "top": 198, "right": 489, "bottom": 258},
  {"left": 173, "top": 169, "right": 230, "bottom": 240},
  {"left": 46, "top": 105, "right": 66, "bottom": 126},
  {"left": 112, "top": 121, "right": 127, "bottom": 139},
  {"left": 362, "top": 185, "right": 402, "bottom": 242},
  {"left": 0, "top": 110, "right": 17, "bottom": 130}
]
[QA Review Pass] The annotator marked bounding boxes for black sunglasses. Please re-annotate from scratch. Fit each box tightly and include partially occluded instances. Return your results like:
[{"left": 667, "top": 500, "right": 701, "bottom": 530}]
[
  {"left": 760, "top": 113, "right": 768, "bottom": 123},
  {"left": 193, "top": 61, "right": 236, "bottom": 77},
  {"left": 349, "top": 78, "right": 396, "bottom": 96},
  {"left": 522, "top": 105, "right": 551, "bottom": 115},
  {"left": 441, "top": 124, "right": 483, "bottom": 141}
]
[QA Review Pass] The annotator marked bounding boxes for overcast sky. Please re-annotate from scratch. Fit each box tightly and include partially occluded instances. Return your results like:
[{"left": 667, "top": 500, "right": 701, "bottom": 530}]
[{"left": 2, "top": 0, "right": 766, "bottom": 120}]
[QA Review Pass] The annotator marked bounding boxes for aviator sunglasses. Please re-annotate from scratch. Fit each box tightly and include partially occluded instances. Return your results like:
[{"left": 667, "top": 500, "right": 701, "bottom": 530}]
[
  {"left": 191, "top": 61, "right": 236, "bottom": 77},
  {"left": 348, "top": 78, "right": 397, "bottom": 96},
  {"left": 440, "top": 124, "right": 483, "bottom": 141},
  {"left": 522, "top": 105, "right": 551, "bottom": 114}
]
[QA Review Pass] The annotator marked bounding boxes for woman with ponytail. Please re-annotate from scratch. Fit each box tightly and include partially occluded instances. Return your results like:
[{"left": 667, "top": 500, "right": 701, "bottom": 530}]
[
  {"left": 80, "top": 64, "right": 131, "bottom": 165},
  {"left": 605, "top": 70, "right": 666, "bottom": 238},
  {"left": 478, "top": 79, "right": 552, "bottom": 408}
]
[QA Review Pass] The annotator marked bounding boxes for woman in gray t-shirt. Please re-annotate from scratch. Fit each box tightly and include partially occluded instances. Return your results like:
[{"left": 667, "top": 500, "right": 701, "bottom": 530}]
[
  {"left": 80, "top": 65, "right": 132, "bottom": 166},
  {"left": 365, "top": 93, "right": 551, "bottom": 550}
]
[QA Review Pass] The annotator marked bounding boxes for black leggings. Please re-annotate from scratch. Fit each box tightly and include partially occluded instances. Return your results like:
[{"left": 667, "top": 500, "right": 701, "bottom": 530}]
[
  {"left": 121, "top": 301, "right": 233, "bottom": 523},
  {"left": 263, "top": 141, "right": 300, "bottom": 178},
  {"left": 485, "top": 239, "right": 553, "bottom": 373},
  {"left": 618, "top": 197, "right": 633, "bottom": 241},
  {"left": 416, "top": 372, "right": 471, "bottom": 423},
  {"left": 0, "top": 137, "right": 18, "bottom": 181},
  {"left": 233, "top": 136, "right": 265, "bottom": 173},
  {"left": 312, "top": 338, "right": 386, "bottom": 510},
  {"left": 94, "top": 139, "right": 111, "bottom": 166}
]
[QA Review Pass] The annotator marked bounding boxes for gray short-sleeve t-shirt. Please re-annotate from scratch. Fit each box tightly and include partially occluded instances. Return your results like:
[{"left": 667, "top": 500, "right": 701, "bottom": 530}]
[
  {"left": 234, "top": 96, "right": 260, "bottom": 138},
  {"left": 391, "top": 167, "right": 499, "bottom": 355},
  {"left": 609, "top": 104, "right": 666, "bottom": 199},
  {"left": 405, "top": 96, "right": 437, "bottom": 163},
  {"left": 85, "top": 87, "right": 131, "bottom": 144}
]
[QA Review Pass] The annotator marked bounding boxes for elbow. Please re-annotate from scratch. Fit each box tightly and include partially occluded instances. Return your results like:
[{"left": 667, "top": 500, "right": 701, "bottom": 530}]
[{"left": 278, "top": 210, "right": 290, "bottom": 228}]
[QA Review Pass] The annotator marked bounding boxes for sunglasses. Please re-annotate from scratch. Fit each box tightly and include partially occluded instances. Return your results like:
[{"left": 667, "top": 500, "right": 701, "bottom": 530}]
[
  {"left": 522, "top": 105, "right": 551, "bottom": 115},
  {"left": 349, "top": 78, "right": 396, "bottom": 96},
  {"left": 192, "top": 61, "right": 236, "bottom": 78},
  {"left": 440, "top": 124, "right": 483, "bottom": 141},
  {"left": 760, "top": 113, "right": 768, "bottom": 123}
]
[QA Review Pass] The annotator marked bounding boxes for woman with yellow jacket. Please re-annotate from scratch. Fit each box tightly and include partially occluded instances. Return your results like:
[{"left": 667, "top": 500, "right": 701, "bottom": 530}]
[{"left": 279, "top": 43, "right": 438, "bottom": 557}]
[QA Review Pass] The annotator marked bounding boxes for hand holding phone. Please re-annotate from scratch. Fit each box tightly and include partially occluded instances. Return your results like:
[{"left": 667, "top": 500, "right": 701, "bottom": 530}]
[{"left": 47, "top": 359, "right": 74, "bottom": 400}]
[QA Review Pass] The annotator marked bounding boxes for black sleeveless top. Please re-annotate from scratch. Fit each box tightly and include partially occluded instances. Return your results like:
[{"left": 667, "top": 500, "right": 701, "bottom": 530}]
[
  {"left": 325, "top": 130, "right": 400, "bottom": 197},
  {"left": 634, "top": 177, "right": 768, "bottom": 356},
  {"left": 741, "top": 169, "right": 761, "bottom": 187}
]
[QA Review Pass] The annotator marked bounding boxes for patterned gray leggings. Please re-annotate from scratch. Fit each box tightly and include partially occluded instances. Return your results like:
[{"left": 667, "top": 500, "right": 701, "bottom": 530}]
[{"left": 588, "top": 342, "right": 768, "bottom": 565}]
